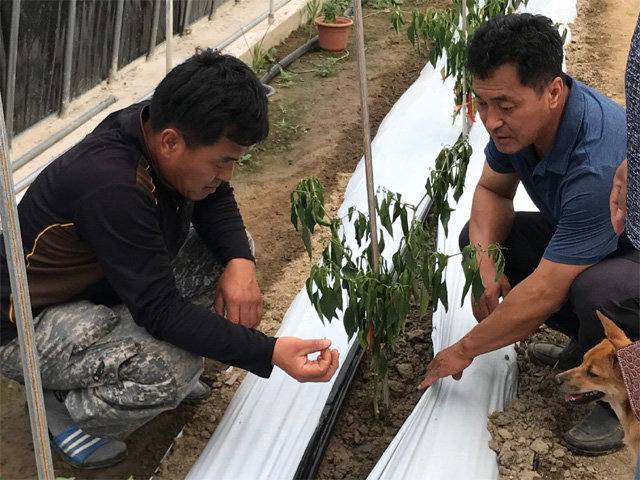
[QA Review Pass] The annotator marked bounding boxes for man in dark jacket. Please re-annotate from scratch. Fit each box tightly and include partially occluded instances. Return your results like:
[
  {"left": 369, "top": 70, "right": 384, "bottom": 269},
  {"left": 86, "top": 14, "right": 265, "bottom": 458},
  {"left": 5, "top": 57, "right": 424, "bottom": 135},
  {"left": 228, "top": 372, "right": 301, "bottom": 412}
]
[{"left": 0, "top": 49, "right": 339, "bottom": 469}]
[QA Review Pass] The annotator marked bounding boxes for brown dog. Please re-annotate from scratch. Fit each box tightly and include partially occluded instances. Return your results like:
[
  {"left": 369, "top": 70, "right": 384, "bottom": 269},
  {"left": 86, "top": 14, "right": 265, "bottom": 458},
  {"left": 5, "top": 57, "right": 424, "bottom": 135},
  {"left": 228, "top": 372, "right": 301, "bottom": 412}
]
[{"left": 555, "top": 311, "right": 639, "bottom": 456}]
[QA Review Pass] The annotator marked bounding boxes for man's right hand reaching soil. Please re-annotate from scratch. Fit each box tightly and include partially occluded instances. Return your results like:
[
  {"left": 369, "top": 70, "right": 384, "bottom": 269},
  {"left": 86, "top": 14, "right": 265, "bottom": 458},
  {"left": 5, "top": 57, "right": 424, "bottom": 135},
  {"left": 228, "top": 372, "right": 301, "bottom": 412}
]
[{"left": 272, "top": 337, "right": 340, "bottom": 382}]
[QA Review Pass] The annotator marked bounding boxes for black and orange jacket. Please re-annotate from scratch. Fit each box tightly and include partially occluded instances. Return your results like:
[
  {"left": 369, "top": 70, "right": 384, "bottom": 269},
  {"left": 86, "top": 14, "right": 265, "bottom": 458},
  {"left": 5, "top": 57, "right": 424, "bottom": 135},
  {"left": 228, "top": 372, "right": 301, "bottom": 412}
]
[{"left": 0, "top": 101, "right": 276, "bottom": 378}]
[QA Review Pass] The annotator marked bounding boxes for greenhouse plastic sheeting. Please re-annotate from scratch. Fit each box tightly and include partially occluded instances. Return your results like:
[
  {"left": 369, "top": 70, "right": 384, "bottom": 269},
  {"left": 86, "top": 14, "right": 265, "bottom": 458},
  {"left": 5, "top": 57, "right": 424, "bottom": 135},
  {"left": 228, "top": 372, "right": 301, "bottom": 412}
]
[
  {"left": 0, "top": 0, "right": 223, "bottom": 134},
  {"left": 367, "top": 2, "right": 577, "bottom": 479},
  {"left": 186, "top": 48, "right": 464, "bottom": 480},
  {"left": 187, "top": 2, "right": 577, "bottom": 479}
]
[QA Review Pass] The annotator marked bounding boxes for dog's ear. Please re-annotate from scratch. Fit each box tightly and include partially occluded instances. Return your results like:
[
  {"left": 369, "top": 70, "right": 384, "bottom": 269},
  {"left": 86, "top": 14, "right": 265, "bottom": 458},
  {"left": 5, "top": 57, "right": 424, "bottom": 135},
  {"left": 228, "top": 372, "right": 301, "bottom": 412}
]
[{"left": 596, "top": 310, "right": 631, "bottom": 351}]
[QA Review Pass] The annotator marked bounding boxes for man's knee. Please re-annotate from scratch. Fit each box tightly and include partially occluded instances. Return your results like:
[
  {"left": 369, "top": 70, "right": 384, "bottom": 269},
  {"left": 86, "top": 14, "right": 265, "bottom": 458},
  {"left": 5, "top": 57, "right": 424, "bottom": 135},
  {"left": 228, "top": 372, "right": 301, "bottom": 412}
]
[
  {"left": 123, "top": 341, "right": 203, "bottom": 403},
  {"left": 570, "top": 261, "right": 640, "bottom": 347},
  {"left": 0, "top": 301, "right": 121, "bottom": 387},
  {"left": 459, "top": 221, "right": 471, "bottom": 252}
]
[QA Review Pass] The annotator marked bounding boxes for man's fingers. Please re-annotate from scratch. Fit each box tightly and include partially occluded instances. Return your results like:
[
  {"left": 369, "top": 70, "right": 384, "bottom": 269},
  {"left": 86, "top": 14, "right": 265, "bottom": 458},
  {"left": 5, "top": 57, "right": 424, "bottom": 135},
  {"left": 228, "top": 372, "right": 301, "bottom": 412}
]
[
  {"left": 238, "top": 302, "right": 255, "bottom": 328},
  {"left": 226, "top": 302, "right": 240, "bottom": 324},
  {"left": 472, "top": 302, "right": 484, "bottom": 322},
  {"left": 418, "top": 361, "right": 439, "bottom": 390},
  {"left": 315, "top": 349, "right": 340, "bottom": 382},
  {"left": 256, "top": 299, "right": 264, "bottom": 322},
  {"left": 418, "top": 370, "right": 437, "bottom": 390},
  {"left": 298, "top": 338, "right": 332, "bottom": 355},
  {"left": 477, "top": 297, "right": 489, "bottom": 321},
  {"left": 487, "top": 295, "right": 499, "bottom": 314},
  {"left": 214, "top": 292, "right": 225, "bottom": 317},
  {"left": 452, "top": 371, "right": 463, "bottom": 381}
]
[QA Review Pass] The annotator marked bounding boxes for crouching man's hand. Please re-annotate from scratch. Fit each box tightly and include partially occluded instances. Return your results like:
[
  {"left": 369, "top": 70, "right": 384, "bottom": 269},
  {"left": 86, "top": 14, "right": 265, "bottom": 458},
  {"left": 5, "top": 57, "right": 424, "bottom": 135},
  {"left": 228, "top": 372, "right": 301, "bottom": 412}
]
[
  {"left": 418, "top": 341, "right": 473, "bottom": 390},
  {"left": 473, "top": 266, "right": 511, "bottom": 322},
  {"left": 272, "top": 337, "right": 340, "bottom": 382}
]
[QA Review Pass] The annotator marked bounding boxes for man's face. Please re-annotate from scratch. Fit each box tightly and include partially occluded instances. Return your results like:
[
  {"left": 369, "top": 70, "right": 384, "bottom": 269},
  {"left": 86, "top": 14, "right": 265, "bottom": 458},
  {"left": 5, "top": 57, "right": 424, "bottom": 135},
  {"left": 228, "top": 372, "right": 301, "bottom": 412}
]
[
  {"left": 161, "top": 134, "right": 250, "bottom": 200},
  {"left": 473, "top": 63, "right": 557, "bottom": 155}
]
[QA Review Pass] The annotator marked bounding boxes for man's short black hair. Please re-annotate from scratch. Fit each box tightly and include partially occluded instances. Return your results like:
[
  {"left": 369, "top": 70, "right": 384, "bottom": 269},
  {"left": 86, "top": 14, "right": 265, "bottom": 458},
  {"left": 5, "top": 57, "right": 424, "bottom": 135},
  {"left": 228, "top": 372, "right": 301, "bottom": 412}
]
[
  {"left": 150, "top": 48, "right": 269, "bottom": 148},
  {"left": 467, "top": 13, "right": 564, "bottom": 93}
]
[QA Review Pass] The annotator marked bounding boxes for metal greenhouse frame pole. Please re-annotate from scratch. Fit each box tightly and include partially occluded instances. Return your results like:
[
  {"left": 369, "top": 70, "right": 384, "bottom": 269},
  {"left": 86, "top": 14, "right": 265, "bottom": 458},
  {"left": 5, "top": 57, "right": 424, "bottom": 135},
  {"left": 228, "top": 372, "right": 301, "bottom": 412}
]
[
  {"left": 268, "top": 0, "right": 275, "bottom": 24},
  {"left": 109, "top": 0, "right": 125, "bottom": 82},
  {"left": 352, "top": 0, "right": 379, "bottom": 273},
  {"left": 183, "top": 0, "right": 193, "bottom": 34},
  {"left": 208, "top": 0, "right": 217, "bottom": 20},
  {"left": 0, "top": 96, "right": 55, "bottom": 480},
  {"left": 166, "top": 0, "right": 174, "bottom": 72},
  {"left": 461, "top": 0, "right": 470, "bottom": 138},
  {"left": 148, "top": 0, "right": 162, "bottom": 58},
  {"left": 61, "top": 0, "right": 77, "bottom": 116},
  {"left": 352, "top": 0, "right": 390, "bottom": 416},
  {"left": 6, "top": 0, "right": 21, "bottom": 144}
]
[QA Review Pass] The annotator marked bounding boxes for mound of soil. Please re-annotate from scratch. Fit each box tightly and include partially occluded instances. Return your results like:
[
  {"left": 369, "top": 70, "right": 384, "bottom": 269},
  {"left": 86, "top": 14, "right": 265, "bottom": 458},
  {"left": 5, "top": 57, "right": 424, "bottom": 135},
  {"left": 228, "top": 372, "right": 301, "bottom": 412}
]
[{"left": 317, "top": 305, "right": 434, "bottom": 479}]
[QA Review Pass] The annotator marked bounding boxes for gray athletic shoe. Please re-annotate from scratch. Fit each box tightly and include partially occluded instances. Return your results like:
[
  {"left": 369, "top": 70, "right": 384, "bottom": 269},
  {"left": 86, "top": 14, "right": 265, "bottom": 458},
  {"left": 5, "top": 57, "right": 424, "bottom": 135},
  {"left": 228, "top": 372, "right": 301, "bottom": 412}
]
[
  {"left": 527, "top": 338, "right": 584, "bottom": 371},
  {"left": 43, "top": 390, "right": 127, "bottom": 469},
  {"left": 183, "top": 379, "right": 212, "bottom": 405}
]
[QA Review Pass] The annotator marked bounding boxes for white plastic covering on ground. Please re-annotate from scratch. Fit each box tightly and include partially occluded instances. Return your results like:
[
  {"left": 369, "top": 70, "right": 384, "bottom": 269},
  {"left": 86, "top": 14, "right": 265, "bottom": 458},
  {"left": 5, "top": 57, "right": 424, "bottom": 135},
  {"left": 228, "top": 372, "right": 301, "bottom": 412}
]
[
  {"left": 367, "top": 2, "right": 577, "bottom": 479},
  {"left": 187, "top": 2, "right": 576, "bottom": 478}
]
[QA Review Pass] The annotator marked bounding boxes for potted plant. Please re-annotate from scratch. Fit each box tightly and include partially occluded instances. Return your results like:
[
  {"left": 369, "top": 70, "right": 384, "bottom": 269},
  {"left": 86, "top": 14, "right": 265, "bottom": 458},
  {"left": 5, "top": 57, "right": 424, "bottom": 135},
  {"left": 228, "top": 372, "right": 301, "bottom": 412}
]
[{"left": 315, "top": 0, "right": 353, "bottom": 51}]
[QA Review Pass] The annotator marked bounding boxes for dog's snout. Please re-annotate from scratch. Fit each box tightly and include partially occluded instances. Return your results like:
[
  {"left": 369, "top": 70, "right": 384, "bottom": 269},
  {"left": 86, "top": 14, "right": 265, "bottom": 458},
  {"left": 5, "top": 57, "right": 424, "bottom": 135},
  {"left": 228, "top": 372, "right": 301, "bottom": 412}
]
[{"left": 554, "top": 374, "right": 563, "bottom": 386}]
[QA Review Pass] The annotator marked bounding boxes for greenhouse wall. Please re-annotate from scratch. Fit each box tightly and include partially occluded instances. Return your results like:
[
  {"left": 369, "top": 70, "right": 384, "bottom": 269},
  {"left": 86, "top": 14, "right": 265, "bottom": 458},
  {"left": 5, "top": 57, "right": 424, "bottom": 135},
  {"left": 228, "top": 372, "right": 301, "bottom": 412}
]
[{"left": 0, "top": 0, "right": 225, "bottom": 136}]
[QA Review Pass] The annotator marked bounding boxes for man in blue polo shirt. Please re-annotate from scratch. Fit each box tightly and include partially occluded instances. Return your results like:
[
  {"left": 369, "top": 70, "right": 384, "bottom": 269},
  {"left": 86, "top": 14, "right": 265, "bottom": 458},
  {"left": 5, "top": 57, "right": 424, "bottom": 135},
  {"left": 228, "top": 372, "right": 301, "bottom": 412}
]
[{"left": 419, "top": 14, "right": 639, "bottom": 456}]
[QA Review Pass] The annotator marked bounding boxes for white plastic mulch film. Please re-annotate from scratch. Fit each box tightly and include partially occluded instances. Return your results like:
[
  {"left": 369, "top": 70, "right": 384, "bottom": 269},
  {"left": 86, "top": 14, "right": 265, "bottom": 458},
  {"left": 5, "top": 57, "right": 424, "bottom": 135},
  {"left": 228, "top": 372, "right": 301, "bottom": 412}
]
[
  {"left": 368, "top": 1, "right": 576, "bottom": 479},
  {"left": 187, "top": 1, "right": 577, "bottom": 479}
]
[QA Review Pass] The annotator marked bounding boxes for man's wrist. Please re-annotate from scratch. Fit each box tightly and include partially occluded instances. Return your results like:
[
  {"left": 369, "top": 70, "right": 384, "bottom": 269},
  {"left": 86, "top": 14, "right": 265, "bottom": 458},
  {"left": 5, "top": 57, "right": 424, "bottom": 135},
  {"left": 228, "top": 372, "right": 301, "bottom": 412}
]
[{"left": 457, "top": 335, "right": 477, "bottom": 361}]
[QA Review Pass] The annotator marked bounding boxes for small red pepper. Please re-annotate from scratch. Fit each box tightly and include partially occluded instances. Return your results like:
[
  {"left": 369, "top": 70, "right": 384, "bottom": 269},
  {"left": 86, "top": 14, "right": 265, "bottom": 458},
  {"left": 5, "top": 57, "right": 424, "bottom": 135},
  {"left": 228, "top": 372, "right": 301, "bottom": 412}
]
[{"left": 466, "top": 93, "right": 476, "bottom": 123}]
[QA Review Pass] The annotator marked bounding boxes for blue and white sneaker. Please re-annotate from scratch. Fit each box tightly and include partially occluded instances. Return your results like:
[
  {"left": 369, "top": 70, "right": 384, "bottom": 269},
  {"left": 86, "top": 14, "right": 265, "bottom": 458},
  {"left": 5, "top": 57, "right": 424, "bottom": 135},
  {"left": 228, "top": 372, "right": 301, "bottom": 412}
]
[{"left": 44, "top": 391, "right": 127, "bottom": 469}]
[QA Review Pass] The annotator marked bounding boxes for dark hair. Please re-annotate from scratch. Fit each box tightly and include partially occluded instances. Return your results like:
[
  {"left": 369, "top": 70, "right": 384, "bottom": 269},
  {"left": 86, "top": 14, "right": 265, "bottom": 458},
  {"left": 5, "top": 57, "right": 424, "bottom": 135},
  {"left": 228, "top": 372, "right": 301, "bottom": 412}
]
[
  {"left": 150, "top": 48, "right": 269, "bottom": 148},
  {"left": 467, "top": 14, "right": 564, "bottom": 93}
]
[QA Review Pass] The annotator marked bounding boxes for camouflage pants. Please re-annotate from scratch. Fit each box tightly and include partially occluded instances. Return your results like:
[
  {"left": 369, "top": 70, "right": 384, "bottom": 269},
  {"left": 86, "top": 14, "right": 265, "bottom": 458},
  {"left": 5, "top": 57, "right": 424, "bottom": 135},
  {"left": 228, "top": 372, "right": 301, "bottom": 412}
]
[{"left": 0, "top": 230, "right": 250, "bottom": 440}]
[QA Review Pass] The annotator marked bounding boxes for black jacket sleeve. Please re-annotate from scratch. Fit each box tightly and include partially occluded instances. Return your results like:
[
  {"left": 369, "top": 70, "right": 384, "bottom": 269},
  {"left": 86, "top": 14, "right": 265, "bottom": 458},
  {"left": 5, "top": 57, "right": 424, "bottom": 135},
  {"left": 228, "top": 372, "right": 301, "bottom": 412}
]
[
  {"left": 192, "top": 182, "right": 254, "bottom": 264},
  {"left": 74, "top": 184, "right": 275, "bottom": 377}
]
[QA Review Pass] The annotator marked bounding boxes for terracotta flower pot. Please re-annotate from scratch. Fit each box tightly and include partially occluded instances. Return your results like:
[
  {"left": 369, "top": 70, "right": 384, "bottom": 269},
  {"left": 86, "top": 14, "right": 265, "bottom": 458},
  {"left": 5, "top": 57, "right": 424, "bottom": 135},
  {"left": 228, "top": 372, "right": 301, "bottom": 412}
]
[{"left": 315, "top": 16, "right": 354, "bottom": 52}]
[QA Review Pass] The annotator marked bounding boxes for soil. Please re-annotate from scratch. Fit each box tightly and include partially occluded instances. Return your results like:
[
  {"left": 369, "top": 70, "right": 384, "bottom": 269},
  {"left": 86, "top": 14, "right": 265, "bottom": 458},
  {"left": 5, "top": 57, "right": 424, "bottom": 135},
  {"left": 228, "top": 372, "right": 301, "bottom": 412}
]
[
  {"left": 0, "top": 0, "right": 637, "bottom": 479},
  {"left": 316, "top": 306, "right": 434, "bottom": 480}
]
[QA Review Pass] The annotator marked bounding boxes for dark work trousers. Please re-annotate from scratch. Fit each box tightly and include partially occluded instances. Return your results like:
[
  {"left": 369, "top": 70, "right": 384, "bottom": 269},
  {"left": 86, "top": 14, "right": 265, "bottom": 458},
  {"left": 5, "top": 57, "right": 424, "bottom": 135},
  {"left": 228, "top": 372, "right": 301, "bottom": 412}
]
[{"left": 459, "top": 212, "right": 640, "bottom": 353}]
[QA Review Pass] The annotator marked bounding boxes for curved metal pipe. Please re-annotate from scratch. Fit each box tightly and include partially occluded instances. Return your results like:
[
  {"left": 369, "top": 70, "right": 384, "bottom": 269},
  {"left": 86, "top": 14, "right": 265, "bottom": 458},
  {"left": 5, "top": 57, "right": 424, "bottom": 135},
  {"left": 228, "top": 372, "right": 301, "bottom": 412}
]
[{"left": 12, "top": 96, "right": 116, "bottom": 173}]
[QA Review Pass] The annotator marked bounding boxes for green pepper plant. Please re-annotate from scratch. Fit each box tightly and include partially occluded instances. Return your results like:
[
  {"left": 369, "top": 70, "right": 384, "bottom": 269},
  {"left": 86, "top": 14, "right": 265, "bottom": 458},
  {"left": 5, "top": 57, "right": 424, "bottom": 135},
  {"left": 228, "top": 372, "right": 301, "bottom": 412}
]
[
  {"left": 291, "top": 137, "right": 505, "bottom": 417},
  {"left": 391, "top": 0, "right": 528, "bottom": 121}
]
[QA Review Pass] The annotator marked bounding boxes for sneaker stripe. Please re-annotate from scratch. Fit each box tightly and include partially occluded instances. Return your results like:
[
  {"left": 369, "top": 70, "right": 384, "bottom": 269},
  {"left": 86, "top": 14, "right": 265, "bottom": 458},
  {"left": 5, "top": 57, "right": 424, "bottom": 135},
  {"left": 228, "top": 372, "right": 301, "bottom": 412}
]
[
  {"left": 63, "top": 433, "right": 90, "bottom": 454},
  {"left": 57, "top": 427, "right": 82, "bottom": 448},
  {"left": 70, "top": 436, "right": 102, "bottom": 457},
  {"left": 73, "top": 438, "right": 110, "bottom": 463}
]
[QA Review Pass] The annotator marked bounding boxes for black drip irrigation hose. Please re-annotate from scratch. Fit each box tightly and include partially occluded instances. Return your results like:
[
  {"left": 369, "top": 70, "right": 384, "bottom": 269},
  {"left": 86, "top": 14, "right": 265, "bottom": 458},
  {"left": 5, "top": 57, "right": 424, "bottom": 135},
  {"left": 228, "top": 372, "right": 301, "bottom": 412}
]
[
  {"left": 294, "top": 200, "right": 434, "bottom": 480},
  {"left": 261, "top": 36, "right": 320, "bottom": 86},
  {"left": 294, "top": 342, "right": 365, "bottom": 480},
  {"left": 260, "top": 0, "right": 366, "bottom": 91}
]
